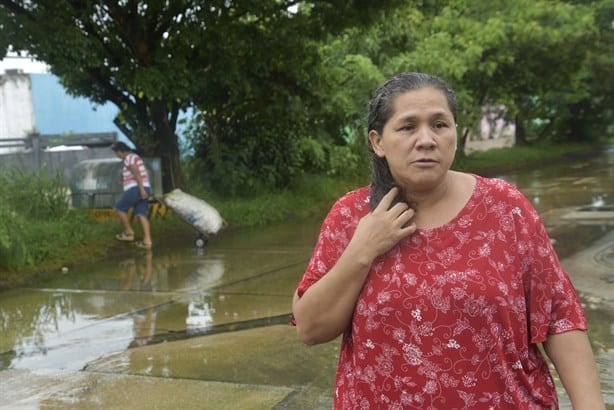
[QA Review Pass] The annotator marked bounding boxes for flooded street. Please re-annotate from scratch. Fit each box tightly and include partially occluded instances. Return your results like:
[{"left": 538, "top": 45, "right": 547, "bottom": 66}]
[{"left": 1, "top": 147, "right": 613, "bottom": 409}]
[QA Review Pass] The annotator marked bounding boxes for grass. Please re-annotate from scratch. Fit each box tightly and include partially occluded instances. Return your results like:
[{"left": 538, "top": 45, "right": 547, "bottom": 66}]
[
  {"left": 198, "top": 174, "right": 367, "bottom": 228},
  {"left": 453, "top": 141, "right": 604, "bottom": 174}
]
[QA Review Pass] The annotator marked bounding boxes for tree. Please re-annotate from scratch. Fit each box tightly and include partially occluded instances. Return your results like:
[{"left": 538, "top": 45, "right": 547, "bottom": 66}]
[
  {"left": 407, "top": 1, "right": 596, "bottom": 148},
  {"left": 322, "top": 0, "right": 598, "bottom": 152},
  {"left": 0, "top": 0, "right": 402, "bottom": 192},
  {"left": 182, "top": 1, "right": 403, "bottom": 194},
  {"left": 555, "top": 0, "right": 614, "bottom": 142}
]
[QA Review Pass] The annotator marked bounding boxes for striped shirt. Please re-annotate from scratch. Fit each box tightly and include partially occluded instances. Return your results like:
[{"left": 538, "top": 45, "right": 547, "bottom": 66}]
[{"left": 122, "top": 153, "right": 150, "bottom": 191}]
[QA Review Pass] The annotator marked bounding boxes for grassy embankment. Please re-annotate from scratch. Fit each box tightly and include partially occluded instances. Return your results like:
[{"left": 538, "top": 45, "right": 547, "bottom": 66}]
[{"left": 0, "top": 141, "right": 608, "bottom": 289}]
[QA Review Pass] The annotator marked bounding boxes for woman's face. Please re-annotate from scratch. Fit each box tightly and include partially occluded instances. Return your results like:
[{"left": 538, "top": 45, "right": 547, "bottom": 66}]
[{"left": 368, "top": 86, "right": 457, "bottom": 194}]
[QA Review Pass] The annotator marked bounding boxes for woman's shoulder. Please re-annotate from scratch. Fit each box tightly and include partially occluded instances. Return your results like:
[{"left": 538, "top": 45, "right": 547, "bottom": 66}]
[
  {"left": 470, "top": 174, "right": 538, "bottom": 219},
  {"left": 325, "top": 186, "right": 371, "bottom": 220},
  {"left": 471, "top": 173, "right": 524, "bottom": 197},
  {"left": 333, "top": 186, "right": 370, "bottom": 207},
  {"left": 340, "top": 185, "right": 370, "bottom": 200}
]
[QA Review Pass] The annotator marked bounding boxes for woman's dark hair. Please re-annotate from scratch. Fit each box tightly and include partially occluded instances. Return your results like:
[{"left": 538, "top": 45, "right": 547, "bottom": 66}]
[
  {"left": 367, "top": 72, "right": 457, "bottom": 210},
  {"left": 111, "top": 141, "right": 132, "bottom": 153}
]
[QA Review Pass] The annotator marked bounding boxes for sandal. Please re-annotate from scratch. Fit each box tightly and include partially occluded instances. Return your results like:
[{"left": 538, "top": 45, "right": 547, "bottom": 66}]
[
  {"left": 115, "top": 232, "right": 135, "bottom": 241},
  {"left": 135, "top": 240, "right": 152, "bottom": 249}
]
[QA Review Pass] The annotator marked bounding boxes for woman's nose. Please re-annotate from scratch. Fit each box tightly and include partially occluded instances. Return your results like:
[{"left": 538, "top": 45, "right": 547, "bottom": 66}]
[{"left": 415, "top": 126, "right": 436, "bottom": 148}]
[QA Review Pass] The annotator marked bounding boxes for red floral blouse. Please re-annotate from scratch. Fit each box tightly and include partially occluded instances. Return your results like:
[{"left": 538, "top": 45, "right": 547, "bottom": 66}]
[{"left": 294, "top": 175, "right": 587, "bottom": 409}]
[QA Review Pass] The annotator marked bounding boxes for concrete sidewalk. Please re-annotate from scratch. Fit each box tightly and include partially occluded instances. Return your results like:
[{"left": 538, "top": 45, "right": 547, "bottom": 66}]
[{"left": 0, "top": 325, "right": 339, "bottom": 409}]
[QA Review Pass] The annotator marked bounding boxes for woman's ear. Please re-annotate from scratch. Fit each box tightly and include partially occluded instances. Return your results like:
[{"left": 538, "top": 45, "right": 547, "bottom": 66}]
[{"left": 368, "top": 130, "right": 385, "bottom": 158}]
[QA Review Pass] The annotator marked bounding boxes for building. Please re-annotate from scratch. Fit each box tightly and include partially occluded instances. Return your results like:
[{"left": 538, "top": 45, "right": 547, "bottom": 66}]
[{"left": 0, "top": 55, "right": 132, "bottom": 153}]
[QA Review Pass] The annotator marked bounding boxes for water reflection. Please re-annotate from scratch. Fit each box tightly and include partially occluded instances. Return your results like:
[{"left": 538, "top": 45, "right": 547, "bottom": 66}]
[
  {"left": 0, "top": 288, "right": 134, "bottom": 370},
  {"left": 497, "top": 149, "right": 614, "bottom": 219},
  {"left": 123, "top": 250, "right": 227, "bottom": 346},
  {"left": 0, "top": 248, "right": 229, "bottom": 369},
  {"left": 120, "top": 250, "right": 154, "bottom": 292},
  {"left": 123, "top": 250, "right": 157, "bottom": 347},
  {"left": 185, "top": 294, "right": 214, "bottom": 331}
]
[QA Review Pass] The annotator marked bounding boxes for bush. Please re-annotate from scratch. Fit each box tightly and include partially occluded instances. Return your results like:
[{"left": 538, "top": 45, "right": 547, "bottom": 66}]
[
  {"left": 0, "top": 166, "right": 112, "bottom": 274},
  {"left": 0, "top": 166, "right": 71, "bottom": 219}
]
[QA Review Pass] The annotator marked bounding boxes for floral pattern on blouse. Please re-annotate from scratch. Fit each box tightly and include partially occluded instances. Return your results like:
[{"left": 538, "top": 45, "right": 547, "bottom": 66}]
[{"left": 295, "top": 175, "right": 587, "bottom": 409}]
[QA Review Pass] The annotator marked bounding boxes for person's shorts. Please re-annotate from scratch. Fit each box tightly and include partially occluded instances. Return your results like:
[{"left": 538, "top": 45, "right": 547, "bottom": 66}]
[{"left": 114, "top": 186, "right": 152, "bottom": 217}]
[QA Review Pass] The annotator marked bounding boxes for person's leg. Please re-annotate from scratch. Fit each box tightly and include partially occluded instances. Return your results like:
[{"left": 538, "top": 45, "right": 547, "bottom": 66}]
[
  {"left": 134, "top": 187, "right": 152, "bottom": 247},
  {"left": 114, "top": 187, "right": 139, "bottom": 240},
  {"left": 117, "top": 210, "right": 135, "bottom": 235},
  {"left": 138, "top": 215, "right": 152, "bottom": 245}
]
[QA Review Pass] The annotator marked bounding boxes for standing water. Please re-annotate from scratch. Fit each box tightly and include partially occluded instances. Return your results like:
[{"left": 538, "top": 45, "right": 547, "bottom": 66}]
[{"left": 1, "top": 147, "right": 613, "bottom": 409}]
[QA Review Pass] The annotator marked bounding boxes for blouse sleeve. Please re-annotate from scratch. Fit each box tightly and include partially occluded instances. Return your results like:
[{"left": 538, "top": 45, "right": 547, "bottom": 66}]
[
  {"left": 295, "top": 197, "right": 357, "bottom": 298},
  {"left": 290, "top": 188, "right": 368, "bottom": 327},
  {"left": 514, "top": 190, "right": 588, "bottom": 343}
]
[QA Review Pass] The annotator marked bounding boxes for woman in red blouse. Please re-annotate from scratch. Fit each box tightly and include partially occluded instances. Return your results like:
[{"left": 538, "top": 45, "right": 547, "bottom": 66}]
[{"left": 292, "top": 72, "right": 605, "bottom": 409}]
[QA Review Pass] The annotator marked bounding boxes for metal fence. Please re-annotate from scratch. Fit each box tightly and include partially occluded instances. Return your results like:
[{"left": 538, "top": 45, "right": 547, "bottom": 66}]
[
  {"left": 0, "top": 132, "right": 119, "bottom": 183},
  {"left": 0, "top": 132, "right": 164, "bottom": 207}
]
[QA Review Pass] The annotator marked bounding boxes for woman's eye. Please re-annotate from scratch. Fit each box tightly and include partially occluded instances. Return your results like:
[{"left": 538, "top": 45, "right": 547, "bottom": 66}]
[
  {"left": 400, "top": 124, "right": 415, "bottom": 131},
  {"left": 433, "top": 122, "right": 448, "bottom": 129}
]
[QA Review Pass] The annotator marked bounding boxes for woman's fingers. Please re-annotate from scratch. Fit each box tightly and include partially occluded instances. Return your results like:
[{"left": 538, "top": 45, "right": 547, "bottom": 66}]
[
  {"left": 375, "top": 187, "right": 414, "bottom": 223},
  {"left": 375, "top": 187, "right": 400, "bottom": 212},
  {"left": 389, "top": 201, "right": 411, "bottom": 218}
]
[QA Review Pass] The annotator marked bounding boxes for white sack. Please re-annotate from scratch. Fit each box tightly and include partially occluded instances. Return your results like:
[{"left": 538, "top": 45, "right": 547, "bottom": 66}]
[{"left": 163, "top": 188, "right": 225, "bottom": 235}]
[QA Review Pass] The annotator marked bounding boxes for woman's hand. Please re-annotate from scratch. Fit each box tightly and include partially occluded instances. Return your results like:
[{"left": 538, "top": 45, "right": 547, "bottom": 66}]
[
  {"left": 351, "top": 187, "right": 416, "bottom": 263},
  {"left": 293, "top": 187, "right": 416, "bottom": 345}
]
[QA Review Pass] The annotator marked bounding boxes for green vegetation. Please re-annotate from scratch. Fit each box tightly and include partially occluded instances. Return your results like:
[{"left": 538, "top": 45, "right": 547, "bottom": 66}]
[
  {"left": 0, "top": 167, "right": 114, "bottom": 286},
  {"left": 452, "top": 141, "right": 605, "bottom": 174},
  {"left": 0, "top": 0, "right": 399, "bottom": 191},
  {"left": 198, "top": 174, "right": 368, "bottom": 228}
]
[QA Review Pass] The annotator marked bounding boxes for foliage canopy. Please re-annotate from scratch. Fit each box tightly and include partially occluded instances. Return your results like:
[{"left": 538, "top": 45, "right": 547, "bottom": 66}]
[{"left": 0, "top": 0, "right": 401, "bottom": 191}]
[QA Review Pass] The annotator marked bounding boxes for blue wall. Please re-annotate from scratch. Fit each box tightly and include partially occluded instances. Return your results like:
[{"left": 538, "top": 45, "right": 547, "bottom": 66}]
[
  {"left": 29, "top": 73, "right": 191, "bottom": 151},
  {"left": 29, "top": 74, "right": 134, "bottom": 147}
]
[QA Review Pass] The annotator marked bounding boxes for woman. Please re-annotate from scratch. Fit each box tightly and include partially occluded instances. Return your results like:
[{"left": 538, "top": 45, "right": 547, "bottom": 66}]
[
  {"left": 111, "top": 141, "right": 153, "bottom": 249},
  {"left": 291, "top": 72, "right": 605, "bottom": 409}
]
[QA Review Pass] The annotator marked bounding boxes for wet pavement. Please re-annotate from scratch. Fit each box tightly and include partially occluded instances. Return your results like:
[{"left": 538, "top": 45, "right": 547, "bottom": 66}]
[
  {"left": 1, "top": 147, "right": 613, "bottom": 409},
  {"left": 0, "top": 218, "right": 343, "bottom": 409}
]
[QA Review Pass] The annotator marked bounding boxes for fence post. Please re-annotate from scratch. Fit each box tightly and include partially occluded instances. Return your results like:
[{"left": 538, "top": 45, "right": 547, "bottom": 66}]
[{"left": 30, "top": 134, "right": 41, "bottom": 171}]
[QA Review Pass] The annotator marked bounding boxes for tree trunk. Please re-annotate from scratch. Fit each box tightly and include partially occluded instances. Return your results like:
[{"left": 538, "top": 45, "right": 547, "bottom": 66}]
[
  {"left": 458, "top": 127, "right": 470, "bottom": 155},
  {"left": 514, "top": 115, "right": 528, "bottom": 146},
  {"left": 567, "top": 102, "right": 586, "bottom": 142},
  {"left": 149, "top": 101, "right": 187, "bottom": 192},
  {"left": 154, "top": 130, "right": 186, "bottom": 192},
  {"left": 115, "top": 100, "right": 187, "bottom": 192}
]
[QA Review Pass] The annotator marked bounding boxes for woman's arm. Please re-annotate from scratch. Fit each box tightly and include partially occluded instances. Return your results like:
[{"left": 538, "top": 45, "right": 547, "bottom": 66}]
[
  {"left": 292, "top": 188, "right": 416, "bottom": 345},
  {"left": 128, "top": 162, "right": 148, "bottom": 199},
  {"left": 543, "top": 330, "right": 605, "bottom": 410}
]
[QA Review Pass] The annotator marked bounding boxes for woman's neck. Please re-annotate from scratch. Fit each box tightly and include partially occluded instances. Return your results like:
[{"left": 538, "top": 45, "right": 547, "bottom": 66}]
[
  {"left": 405, "top": 172, "right": 454, "bottom": 210},
  {"left": 407, "top": 172, "right": 475, "bottom": 229}
]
